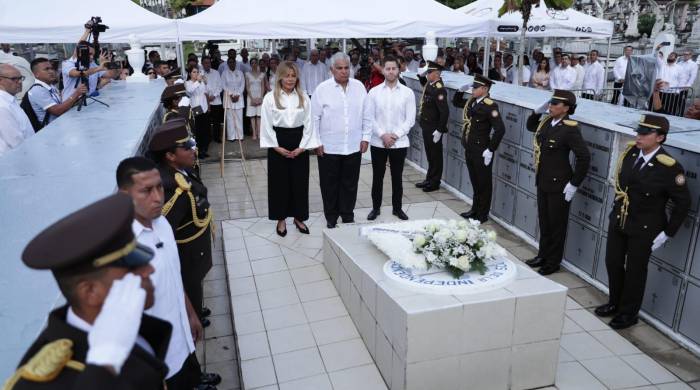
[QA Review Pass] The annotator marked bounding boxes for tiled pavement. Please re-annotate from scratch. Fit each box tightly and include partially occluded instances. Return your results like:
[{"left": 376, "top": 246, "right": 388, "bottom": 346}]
[{"left": 198, "top": 156, "right": 700, "bottom": 390}]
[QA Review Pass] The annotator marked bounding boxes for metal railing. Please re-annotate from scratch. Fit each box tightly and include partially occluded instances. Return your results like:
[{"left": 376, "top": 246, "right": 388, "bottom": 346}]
[{"left": 569, "top": 86, "right": 695, "bottom": 117}]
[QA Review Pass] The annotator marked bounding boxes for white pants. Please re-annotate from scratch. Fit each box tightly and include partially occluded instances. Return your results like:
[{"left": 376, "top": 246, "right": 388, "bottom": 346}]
[{"left": 226, "top": 108, "right": 244, "bottom": 141}]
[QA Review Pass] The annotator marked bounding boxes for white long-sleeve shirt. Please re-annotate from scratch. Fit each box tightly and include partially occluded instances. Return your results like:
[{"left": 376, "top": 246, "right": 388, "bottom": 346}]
[
  {"left": 573, "top": 64, "right": 585, "bottom": 89},
  {"left": 550, "top": 65, "right": 577, "bottom": 90},
  {"left": 184, "top": 79, "right": 208, "bottom": 113},
  {"left": 259, "top": 89, "right": 320, "bottom": 150},
  {"left": 311, "top": 78, "right": 371, "bottom": 155},
  {"left": 221, "top": 68, "right": 245, "bottom": 109},
  {"left": 613, "top": 56, "right": 629, "bottom": 82},
  {"left": 0, "top": 90, "right": 33, "bottom": 156},
  {"left": 134, "top": 217, "right": 195, "bottom": 379},
  {"left": 656, "top": 53, "right": 684, "bottom": 91},
  {"left": 301, "top": 61, "right": 329, "bottom": 96},
  {"left": 365, "top": 81, "right": 415, "bottom": 149},
  {"left": 679, "top": 60, "right": 698, "bottom": 88},
  {"left": 202, "top": 67, "right": 223, "bottom": 105},
  {"left": 582, "top": 61, "right": 606, "bottom": 94}
]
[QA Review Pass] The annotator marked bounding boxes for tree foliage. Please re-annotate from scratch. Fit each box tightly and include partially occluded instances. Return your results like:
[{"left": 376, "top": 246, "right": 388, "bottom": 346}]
[
  {"left": 168, "top": 0, "right": 195, "bottom": 12},
  {"left": 638, "top": 13, "right": 656, "bottom": 37},
  {"left": 435, "top": 0, "right": 476, "bottom": 9}
]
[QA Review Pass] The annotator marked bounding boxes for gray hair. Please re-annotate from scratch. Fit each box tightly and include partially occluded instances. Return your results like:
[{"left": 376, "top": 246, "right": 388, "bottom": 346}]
[{"left": 330, "top": 52, "right": 350, "bottom": 69}]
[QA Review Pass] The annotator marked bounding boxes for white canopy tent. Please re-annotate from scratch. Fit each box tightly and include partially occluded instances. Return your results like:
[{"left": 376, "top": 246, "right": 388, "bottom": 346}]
[
  {"left": 176, "top": 0, "right": 491, "bottom": 40},
  {"left": 458, "top": 0, "right": 613, "bottom": 39},
  {"left": 0, "top": 0, "right": 179, "bottom": 43}
]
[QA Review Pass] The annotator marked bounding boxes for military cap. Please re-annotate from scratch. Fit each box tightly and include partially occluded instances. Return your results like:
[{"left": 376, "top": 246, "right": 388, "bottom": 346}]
[
  {"left": 637, "top": 114, "right": 670, "bottom": 135},
  {"left": 22, "top": 193, "right": 154, "bottom": 275},
  {"left": 550, "top": 89, "right": 576, "bottom": 106},
  {"left": 425, "top": 60, "right": 445, "bottom": 73},
  {"left": 161, "top": 84, "right": 186, "bottom": 103},
  {"left": 149, "top": 120, "right": 195, "bottom": 152},
  {"left": 163, "top": 67, "right": 181, "bottom": 80},
  {"left": 472, "top": 74, "right": 493, "bottom": 88}
]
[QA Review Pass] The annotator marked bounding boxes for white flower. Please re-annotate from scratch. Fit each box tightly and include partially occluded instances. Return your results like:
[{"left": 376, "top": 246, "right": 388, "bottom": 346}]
[
  {"left": 413, "top": 234, "right": 427, "bottom": 249},
  {"left": 454, "top": 255, "right": 472, "bottom": 272},
  {"left": 453, "top": 229, "right": 468, "bottom": 243},
  {"left": 448, "top": 220, "right": 458, "bottom": 229},
  {"left": 487, "top": 230, "right": 497, "bottom": 241},
  {"left": 426, "top": 223, "right": 440, "bottom": 233},
  {"left": 433, "top": 229, "right": 453, "bottom": 243},
  {"left": 458, "top": 220, "right": 469, "bottom": 229}
]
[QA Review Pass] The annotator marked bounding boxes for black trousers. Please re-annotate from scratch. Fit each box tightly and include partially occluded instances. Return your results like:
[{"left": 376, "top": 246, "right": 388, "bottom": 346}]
[
  {"left": 536, "top": 188, "right": 571, "bottom": 266},
  {"left": 581, "top": 93, "right": 595, "bottom": 101},
  {"left": 318, "top": 151, "right": 361, "bottom": 223},
  {"left": 611, "top": 81, "right": 630, "bottom": 106},
  {"left": 209, "top": 104, "right": 224, "bottom": 142},
  {"left": 267, "top": 126, "right": 309, "bottom": 221},
  {"left": 370, "top": 146, "right": 407, "bottom": 211},
  {"left": 421, "top": 129, "right": 443, "bottom": 187},
  {"left": 465, "top": 149, "right": 493, "bottom": 220},
  {"left": 165, "top": 353, "right": 202, "bottom": 390},
  {"left": 194, "top": 111, "right": 212, "bottom": 155},
  {"left": 605, "top": 222, "right": 654, "bottom": 316}
]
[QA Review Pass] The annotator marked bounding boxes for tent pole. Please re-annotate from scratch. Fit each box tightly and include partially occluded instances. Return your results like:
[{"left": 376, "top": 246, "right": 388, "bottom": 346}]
[
  {"left": 176, "top": 42, "right": 184, "bottom": 70},
  {"left": 482, "top": 36, "right": 491, "bottom": 77},
  {"left": 604, "top": 36, "right": 612, "bottom": 89},
  {"left": 343, "top": 39, "right": 347, "bottom": 53}
]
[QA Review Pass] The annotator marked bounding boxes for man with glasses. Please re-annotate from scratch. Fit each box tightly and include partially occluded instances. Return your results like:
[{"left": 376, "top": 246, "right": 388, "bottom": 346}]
[
  {"left": 26, "top": 58, "right": 87, "bottom": 129},
  {"left": 0, "top": 64, "right": 33, "bottom": 155},
  {"left": 678, "top": 50, "right": 697, "bottom": 115}
]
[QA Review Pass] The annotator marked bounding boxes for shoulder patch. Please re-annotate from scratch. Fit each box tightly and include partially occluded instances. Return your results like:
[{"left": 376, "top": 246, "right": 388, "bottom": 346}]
[
  {"left": 435, "top": 82, "right": 443, "bottom": 89},
  {"left": 491, "top": 110, "right": 499, "bottom": 118},
  {"left": 656, "top": 154, "right": 676, "bottom": 167},
  {"left": 483, "top": 98, "right": 494, "bottom": 105},
  {"left": 20, "top": 339, "right": 74, "bottom": 383},
  {"left": 676, "top": 173, "right": 686, "bottom": 186},
  {"left": 174, "top": 172, "right": 192, "bottom": 191},
  {"left": 563, "top": 120, "right": 578, "bottom": 126}
]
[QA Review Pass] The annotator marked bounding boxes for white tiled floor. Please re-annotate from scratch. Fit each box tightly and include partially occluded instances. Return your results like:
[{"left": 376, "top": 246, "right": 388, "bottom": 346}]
[{"left": 221, "top": 201, "right": 691, "bottom": 390}]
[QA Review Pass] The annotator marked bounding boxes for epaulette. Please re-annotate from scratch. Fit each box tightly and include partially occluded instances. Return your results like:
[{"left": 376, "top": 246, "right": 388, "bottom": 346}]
[
  {"left": 656, "top": 154, "right": 676, "bottom": 167},
  {"left": 483, "top": 98, "right": 493, "bottom": 105},
  {"left": 174, "top": 172, "right": 192, "bottom": 192},
  {"left": 627, "top": 140, "right": 636, "bottom": 147},
  {"left": 563, "top": 119, "right": 578, "bottom": 126},
  {"left": 3, "top": 339, "right": 85, "bottom": 389},
  {"left": 435, "top": 82, "right": 443, "bottom": 89}
]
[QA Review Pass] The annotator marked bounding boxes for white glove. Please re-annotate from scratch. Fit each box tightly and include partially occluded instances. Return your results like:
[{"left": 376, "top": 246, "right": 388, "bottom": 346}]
[
  {"left": 651, "top": 231, "right": 669, "bottom": 251},
  {"left": 482, "top": 149, "right": 493, "bottom": 166},
  {"left": 86, "top": 273, "right": 146, "bottom": 374},
  {"left": 563, "top": 182, "right": 577, "bottom": 202},
  {"left": 432, "top": 130, "right": 442, "bottom": 143},
  {"left": 534, "top": 99, "right": 549, "bottom": 114}
]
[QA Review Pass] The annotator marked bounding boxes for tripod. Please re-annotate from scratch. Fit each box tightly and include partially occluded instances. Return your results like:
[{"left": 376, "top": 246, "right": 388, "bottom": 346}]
[{"left": 73, "top": 72, "right": 110, "bottom": 111}]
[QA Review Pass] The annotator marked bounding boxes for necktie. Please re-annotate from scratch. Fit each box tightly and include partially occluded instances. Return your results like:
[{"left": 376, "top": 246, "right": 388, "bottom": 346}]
[{"left": 632, "top": 156, "right": 645, "bottom": 172}]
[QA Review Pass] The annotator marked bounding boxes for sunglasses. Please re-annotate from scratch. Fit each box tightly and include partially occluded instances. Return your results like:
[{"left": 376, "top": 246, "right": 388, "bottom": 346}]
[{"left": 0, "top": 75, "right": 25, "bottom": 82}]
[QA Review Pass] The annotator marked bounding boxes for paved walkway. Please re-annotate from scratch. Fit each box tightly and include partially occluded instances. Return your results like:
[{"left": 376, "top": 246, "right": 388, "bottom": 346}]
[{"left": 198, "top": 157, "right": 700, "bottom": 390}]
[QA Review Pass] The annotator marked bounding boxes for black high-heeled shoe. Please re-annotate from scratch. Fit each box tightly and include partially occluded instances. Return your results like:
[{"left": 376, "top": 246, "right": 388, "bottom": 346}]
[
  {"left": 294, "top": 220, "right": 310, "bottom": 234},
  {"left": 276, "top": 222, "right": 287, "bottom": 237}
]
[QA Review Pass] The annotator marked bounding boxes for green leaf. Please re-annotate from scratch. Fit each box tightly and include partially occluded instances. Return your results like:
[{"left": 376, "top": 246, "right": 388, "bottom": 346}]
[{"left": 447, "top": 265, "right": 465, "bottom": 279}]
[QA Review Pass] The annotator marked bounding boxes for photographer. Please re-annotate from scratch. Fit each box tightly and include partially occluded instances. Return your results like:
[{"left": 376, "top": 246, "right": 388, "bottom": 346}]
[
  {"left": 60, "top": 26, "right": 110, "bottom": 99},
  {"left": 25, "top": 58, "right": 87, "bottom": 128}
]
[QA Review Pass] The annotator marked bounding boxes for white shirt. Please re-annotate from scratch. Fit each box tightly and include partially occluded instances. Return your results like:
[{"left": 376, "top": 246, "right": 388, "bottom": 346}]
[
  {"left": 202, "top": 68, "right": 223, "bottom": 105},
  {"left": 406, "top": 59, "right": 420, "bottom": 73},
  {"left": 185, "top": 80, "right": 208, "bottom": 113},
  {"left": 221, "top": 67, "right": 245, "bottom": 109},
  {"left": 301, "top": 61, "right": 329, "bottom": 96},
  {"left": 134, "top": 217, "right": 194, "bottom": 379},
  {"left": 508, "top": 66, "right": 531, "bottom": 86},
  {"left": 365, "top": 81, "right": 415, "bottom": 149},
  {"left": 573, "top": 64, "right": 585, "bottom": 89},
  {"left": 217, "top": 60, "right": 248, "bottom": 75},
  {"left": 550, "top": 65, "right": 577, "bottom": 90},
  {"left": 350, "top": 63, "right": 361, "bottom": 78},
  {"left": 679, "top": 60, "right": 698, "bottom": 88},
  {"left": 66, "top": 307, "right": 155, "bottom": 357},
  {"left": 582, "top": 61, "right": 605, "bottom": 94},
  {"left": 311, "top": 77, "right": 371, "bottom": 155},
  {"left": 0, "top": 89, "right": 33, "bottom": 155},
  {"left": 636, "top": 145, "right": 661, "bottom": 170},
  {"left": 656, "top": 54, "right": 684, "bottom": 91},
  {"left": 28, "top": 79, "right": 61, "bottom": 124},
  {"left": 260, "top": 89, "right": 320, "bottom": 149},
  {"left": 61, "top": 58, "right": 103, "bottom": 98},
  {"left": 238, "top": 60, "right": 252, "bottom": 74},
  {"left": 613, "top": 56, "right": 629, "bottom": 82}
]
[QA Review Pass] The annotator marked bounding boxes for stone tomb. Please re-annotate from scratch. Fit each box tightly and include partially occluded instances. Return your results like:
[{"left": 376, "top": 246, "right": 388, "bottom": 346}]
[{"left": 323, "top": 225, "right": 567, "bottom": 390}]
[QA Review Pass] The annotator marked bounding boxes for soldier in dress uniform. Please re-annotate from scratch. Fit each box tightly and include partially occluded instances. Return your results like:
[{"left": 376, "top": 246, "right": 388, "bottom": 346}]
[
  {"left": 161, "top": 84, "right": 188, "bottom": 124},
  {"left": 415, "top": 61, "right": 449, "bottom": 192},
  {"left": 525, "top": 90, "right": 590, "bottom": 275},
  {"left": 148, "top": 121, "right": 214, "bottom": 327},
  {"left": 4, "top": 193, "right": 170, "bottom": 389},
  {"left": 452, "top": 74, "right": 505, "bottom": 222},
  {"left": 595, "top": 114, "right": 690, "bottom": 329}
]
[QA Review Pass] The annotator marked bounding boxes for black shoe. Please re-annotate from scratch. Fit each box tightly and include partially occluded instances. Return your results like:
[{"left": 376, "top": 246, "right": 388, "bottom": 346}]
[
  {"left": 476, "top": 216, "right": 488, "bottom": 224},
  {"left": 341, "top": 217, "right": 355, "bottom": 223},
  {"left": 460, "top": 211, "right": 475, "bottom": 220},
  {"left": 201, "top": 317, "right": 211, "bottom": 328},
  {"left": 276, "top": 226, "right": 287, "bottom": 237},
  {"left": 294, "top": 220, "right": 310, "bottom": 234},
  {"left": 367, "top": 209, "right": 380, "bottom": 220},
  {"left": 594, "top": 303, "right": 618, "bottom": 317},
  {"left": 415, "top": 181, "right": 428, "bottom": 188},
  {"left": 326, "top": 221, "right": 337, "bottom": 229},
  {"left": 538, "top": 264, "right": 560, "bottom": 275},
  {"left": 609, "top": 313, "right": 638, "bottom": 330},
  {"left": 422, "top": 185, "right": 439, "bottom": 192},
  {"left": 525, "top": 257, "right": 545, "bottom": 267},
  {"left": 200, "top": 372, "right": 222, "bottom": 386},
  {"left": 196, "top": 385, "right": 216, "bottom": 390},
  {"left": 200, "top": 307, "right": 212, "bottom": 317},
  {"left": 393, "top": 209, "right": 409, "bottom": 220}
]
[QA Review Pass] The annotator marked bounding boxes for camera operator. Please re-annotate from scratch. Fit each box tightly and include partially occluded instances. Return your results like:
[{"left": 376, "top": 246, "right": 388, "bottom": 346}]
[
  {"left": 25, "top": 58, "right": 87, "bottom": 128},
  {"left": 60, "top": 27, "right": 110, "bottom": 100}
]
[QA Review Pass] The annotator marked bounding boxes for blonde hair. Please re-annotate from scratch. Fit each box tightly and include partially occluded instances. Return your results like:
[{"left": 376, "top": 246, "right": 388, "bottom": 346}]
[{"left": 273, "top": 61, "right": 305, "bottom": 110}]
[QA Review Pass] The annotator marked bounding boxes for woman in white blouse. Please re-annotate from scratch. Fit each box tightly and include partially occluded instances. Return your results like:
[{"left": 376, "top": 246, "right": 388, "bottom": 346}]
[
  {"left": 260, "top": 61, "right": 320, "bottom": 236},
  {"left": 185, "top": 66, "right": 211, "bottom": 158},
  {"left": 245, "top": 58, "right": 265, "bottom": 140}
]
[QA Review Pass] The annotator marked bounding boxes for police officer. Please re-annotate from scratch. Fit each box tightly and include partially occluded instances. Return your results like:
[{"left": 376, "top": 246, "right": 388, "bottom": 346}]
[
  {"left": 595, "top": 114, "right": 690, "bottom": 329},
  {"left": 161, "top": 84, "right": 188, "bottom": 123},
  {"left": 452, "top": 74, "right": 505, "bottom": 222},
  {"left": 415, "top": 61, "right": 449, "bottom": 192},
  {"left": 148, "top": 121, "right": 214, "bottom": 326},
  {"left": 6, "top": 193, "right": 170, "bottom": 389},
  {"left": 525, "top": 90, "right": 590, "bottom": 275}
]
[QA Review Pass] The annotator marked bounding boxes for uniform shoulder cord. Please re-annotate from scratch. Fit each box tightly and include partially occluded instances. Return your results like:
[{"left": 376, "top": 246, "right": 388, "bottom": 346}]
[
  {"left": 533, "top": 114, "right": 551, "bottom": 172},
  {"left": 614, "top": 142, "right": 636, "bottom": 229},
  {"left": 462, "top": 97, "right": 475, "bottom": 140},
  {"left": 418, "top": 83, "right": 427, "bottom": 115}
]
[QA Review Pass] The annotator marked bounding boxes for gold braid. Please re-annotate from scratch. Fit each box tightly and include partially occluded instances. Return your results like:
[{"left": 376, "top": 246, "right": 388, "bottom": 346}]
[
  {"left": 418, "top": 83, "right": 427, "bottom": 116},
  {"left": 161, "top": 174, "right": 214, "bottom": 244},
  {"left": 461, "top": 97, "right": 475, "bottom": 142},
  {"left": 614, "top": 142, "right": 636, "bottom": 229},
  {"left": 533, "top": 114, "right": 551, "bottom": 173}
]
